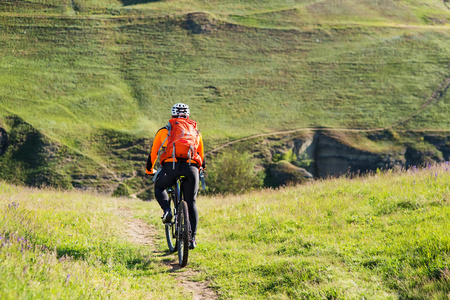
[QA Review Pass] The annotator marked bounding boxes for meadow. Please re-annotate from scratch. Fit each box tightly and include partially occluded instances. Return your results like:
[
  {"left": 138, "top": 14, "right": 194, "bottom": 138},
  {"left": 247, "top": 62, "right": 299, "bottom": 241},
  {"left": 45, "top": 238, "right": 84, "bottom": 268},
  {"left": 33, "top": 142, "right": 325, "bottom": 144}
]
[{"left": 1, "top": 162, "right": 449, "bottom": 299}]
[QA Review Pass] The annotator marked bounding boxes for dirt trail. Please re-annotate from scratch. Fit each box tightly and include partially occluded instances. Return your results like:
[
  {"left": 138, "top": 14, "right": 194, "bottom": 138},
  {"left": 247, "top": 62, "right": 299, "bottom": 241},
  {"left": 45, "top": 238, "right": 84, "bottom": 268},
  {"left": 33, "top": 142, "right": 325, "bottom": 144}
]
[
  {"left": 125, "top": 217, "right": 158, "bottom": 249},
  {"left": 120, "top": 208, "right": 217, "bottom": 300},
  {"left": 163, "top": 261, "right": 218, "bottom": 300},
  {"left": 388, "top": 77, "right": 450, "bottom": 129}
]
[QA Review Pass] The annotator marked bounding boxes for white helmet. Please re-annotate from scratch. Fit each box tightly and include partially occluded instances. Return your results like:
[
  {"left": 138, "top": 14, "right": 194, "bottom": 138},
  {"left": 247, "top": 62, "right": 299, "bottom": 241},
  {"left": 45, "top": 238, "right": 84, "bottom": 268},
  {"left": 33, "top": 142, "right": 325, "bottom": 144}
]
[{"left": 171, "top": 103, "right": 190, "bottom": 118}]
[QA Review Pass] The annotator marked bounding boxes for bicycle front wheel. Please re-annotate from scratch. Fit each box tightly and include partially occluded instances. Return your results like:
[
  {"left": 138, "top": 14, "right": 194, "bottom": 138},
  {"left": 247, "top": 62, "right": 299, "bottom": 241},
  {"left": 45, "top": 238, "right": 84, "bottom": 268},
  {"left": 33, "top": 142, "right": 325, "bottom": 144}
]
[{"left": 177, "top": 200, "right": 190, "bottom": 267}]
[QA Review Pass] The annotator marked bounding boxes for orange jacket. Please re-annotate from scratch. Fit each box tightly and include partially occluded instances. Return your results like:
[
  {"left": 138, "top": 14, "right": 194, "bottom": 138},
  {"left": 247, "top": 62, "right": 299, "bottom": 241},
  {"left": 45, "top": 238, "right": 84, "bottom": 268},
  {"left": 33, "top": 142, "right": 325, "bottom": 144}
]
[{"left": 145, "top": 122, "right": 205, "bottom": 174}]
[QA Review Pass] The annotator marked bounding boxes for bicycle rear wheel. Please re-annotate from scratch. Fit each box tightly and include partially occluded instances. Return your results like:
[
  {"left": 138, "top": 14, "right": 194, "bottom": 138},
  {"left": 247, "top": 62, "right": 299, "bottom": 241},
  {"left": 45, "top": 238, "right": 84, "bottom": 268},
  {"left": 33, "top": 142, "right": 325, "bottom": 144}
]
[
  {"left": 165, "top": 195, "right": 177, "bottom": 253},
  {"left": 177, "top": 200, "right": 190, "bottom": 267}
]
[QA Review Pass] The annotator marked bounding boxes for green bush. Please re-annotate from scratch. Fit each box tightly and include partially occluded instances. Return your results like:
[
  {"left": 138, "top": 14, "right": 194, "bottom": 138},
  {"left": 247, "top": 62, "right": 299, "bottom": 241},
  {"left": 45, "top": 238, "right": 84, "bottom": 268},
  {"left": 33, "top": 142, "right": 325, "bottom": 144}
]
[
  {"left": 112, "top": 182, "right": 130, "bottom": 197},
  {"left": 206, "top": 150, "right": 263, "bottom": 195}
]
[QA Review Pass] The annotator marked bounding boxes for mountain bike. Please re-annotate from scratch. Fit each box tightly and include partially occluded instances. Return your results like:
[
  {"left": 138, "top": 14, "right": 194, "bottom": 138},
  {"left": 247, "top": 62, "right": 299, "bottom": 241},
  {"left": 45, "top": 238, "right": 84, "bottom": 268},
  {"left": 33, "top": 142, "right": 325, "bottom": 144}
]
[
  {"left": 163, "top": 170, "right": 205, "bottom": 267},
  {"left": 165, "top": 175, "right": 191, "bottom": 267}
]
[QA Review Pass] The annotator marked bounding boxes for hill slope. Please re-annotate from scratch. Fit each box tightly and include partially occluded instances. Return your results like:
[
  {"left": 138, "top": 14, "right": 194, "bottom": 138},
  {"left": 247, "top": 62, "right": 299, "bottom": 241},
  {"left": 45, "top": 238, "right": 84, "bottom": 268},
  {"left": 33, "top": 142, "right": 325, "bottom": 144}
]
[
  {"left": 0, "top": 0, "right": 449, "bottom": 192},
  {"left": 0, "top": 163, "right": 449, "bottom": 298}
]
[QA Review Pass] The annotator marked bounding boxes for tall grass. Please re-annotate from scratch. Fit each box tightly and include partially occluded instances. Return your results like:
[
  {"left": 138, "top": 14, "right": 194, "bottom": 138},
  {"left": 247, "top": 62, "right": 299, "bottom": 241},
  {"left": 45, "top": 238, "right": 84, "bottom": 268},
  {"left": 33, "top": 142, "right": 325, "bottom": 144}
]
[
  {"left": 0, "top": 163, "right": 449, "bottom": 298},
  {"left": 0, "top": 184, "right": 189, "bottom": 299},
  {"left": 191, "top": 162, "right": 450, "bottom": 299}
]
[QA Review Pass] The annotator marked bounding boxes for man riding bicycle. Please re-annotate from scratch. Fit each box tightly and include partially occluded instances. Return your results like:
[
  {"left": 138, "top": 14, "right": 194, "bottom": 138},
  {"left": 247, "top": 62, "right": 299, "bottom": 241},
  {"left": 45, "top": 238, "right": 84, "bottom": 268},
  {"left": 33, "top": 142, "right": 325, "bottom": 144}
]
[{"left": 145, "top": 103, "right": 205, "bottom": 249}]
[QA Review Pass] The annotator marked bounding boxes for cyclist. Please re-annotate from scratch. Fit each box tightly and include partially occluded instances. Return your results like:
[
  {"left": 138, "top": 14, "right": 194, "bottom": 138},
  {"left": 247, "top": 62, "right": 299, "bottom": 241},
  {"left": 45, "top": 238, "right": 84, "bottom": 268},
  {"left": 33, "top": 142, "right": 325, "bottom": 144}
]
[{"left": 145, "top": 103, "right": 205, "bottom": 249}]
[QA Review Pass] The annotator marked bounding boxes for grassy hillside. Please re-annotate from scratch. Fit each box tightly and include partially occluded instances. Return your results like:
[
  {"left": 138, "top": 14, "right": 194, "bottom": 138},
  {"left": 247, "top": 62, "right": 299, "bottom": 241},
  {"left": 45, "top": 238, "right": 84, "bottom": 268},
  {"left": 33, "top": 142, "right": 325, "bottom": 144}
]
[
  {"left": 0, "top": 163, "right": 449, "bottom": 299},
  {"left": 1, "top": 1, "right": 449, "bottom": 139},
  {"left": 0, "top": 0, "right": 449, "bottom": 191}
]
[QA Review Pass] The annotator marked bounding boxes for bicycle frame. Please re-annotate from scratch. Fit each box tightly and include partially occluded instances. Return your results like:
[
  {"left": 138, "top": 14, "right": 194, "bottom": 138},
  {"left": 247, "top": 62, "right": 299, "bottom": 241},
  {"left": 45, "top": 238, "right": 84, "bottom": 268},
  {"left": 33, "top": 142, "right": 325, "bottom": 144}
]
[
  {"left": 167, "top": 176, "right": 184, "bottom": 223},
  {"left": 165, "top": 176, "right": 191, "bottom": 267}
]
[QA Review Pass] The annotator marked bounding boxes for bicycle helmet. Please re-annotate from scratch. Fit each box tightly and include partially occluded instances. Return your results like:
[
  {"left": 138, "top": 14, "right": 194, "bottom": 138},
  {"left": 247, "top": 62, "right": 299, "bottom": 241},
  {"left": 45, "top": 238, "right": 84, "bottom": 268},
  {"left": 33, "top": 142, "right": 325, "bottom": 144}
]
[{"left": 171, "top": 103, "right": 190, "bottom": 118}]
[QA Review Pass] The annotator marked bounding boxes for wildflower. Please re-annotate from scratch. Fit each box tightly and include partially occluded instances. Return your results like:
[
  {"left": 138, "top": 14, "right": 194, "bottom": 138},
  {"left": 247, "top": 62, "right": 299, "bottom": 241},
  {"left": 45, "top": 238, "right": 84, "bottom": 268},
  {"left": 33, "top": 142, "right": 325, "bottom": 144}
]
[{"left": 8, "top": 202, "right": 19, "bottom": 209}]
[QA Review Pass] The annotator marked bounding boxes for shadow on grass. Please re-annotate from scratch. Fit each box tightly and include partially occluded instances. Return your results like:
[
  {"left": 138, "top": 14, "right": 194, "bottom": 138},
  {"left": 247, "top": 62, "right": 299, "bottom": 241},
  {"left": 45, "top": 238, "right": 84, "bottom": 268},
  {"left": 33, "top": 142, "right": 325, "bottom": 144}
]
[
  {"left": 161, "top": 257, "right": 183, "bottom": 272},
  {"left": 120, "top": 0, "right": 162, "bottom": 6},
  {"left": 56, "top": 247, "right": 157, "bottom": 271},
  {"left": 56, "top": 248, "right": 87, "bottom": 261}
]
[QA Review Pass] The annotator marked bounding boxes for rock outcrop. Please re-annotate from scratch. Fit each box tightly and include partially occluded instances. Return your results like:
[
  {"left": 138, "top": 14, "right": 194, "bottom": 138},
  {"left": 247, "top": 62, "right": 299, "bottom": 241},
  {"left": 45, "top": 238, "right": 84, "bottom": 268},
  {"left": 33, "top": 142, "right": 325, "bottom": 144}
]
[
  {"left": 268, "top": 131, "right": 447, "bottom": 183},
  {"left": 265, "top": 160, "right": 313, "bottom": 187},
  {"left": 314, "top": 133, "right": 403, "bottom": 177}
]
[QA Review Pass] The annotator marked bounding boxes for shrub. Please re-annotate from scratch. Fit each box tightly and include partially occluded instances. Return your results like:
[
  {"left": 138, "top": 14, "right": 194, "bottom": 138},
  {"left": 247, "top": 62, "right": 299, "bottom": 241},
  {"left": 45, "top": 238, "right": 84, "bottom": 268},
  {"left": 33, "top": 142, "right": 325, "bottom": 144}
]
[
  {"left": 206, "top": 150, "right": 263, "bottom": 195},
  {"left": 112, "top": 182, "right": 130, "bottom": 197}
]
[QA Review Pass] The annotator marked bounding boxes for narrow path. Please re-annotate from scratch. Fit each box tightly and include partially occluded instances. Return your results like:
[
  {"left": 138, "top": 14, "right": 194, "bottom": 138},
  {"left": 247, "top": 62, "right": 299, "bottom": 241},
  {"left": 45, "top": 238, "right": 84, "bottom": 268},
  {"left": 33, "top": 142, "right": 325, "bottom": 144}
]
[
  {"left": 206, "top": 76, "right": 450, "bottom": 156},
  {"left": 163, "top": 261, "right": 218, "bottom": 300},
  {"left": 388, "top": 77, "right": 450, "bottom": 128},
  {"left": 125, "top": 217, "right": 158, "bottom": 249},
  {"left": 119, "top": 207, "right": 218, "bottom": 300}
]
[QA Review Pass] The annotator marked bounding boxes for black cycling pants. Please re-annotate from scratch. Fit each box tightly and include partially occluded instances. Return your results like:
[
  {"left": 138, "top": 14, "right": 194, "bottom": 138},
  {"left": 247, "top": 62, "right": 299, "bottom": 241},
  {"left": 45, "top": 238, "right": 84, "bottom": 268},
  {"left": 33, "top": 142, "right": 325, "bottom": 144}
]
[{"left": 154, "top": 162, "right": 199, "bottom": 238}]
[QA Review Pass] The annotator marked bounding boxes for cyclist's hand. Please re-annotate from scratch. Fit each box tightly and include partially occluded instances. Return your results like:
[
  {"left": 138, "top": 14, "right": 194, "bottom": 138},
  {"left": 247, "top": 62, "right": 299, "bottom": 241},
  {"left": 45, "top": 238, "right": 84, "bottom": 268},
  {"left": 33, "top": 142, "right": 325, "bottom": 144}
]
[{"left": 145, "top": 168, "right": 157, "bottom": 176}]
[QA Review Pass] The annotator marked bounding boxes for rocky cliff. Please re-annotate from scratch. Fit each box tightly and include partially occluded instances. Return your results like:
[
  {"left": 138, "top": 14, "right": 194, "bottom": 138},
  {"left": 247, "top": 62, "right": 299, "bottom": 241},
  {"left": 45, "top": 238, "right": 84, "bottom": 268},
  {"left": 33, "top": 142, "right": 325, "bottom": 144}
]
[{"left": 268, "top": 131, "right": 448, "bottom": 183}]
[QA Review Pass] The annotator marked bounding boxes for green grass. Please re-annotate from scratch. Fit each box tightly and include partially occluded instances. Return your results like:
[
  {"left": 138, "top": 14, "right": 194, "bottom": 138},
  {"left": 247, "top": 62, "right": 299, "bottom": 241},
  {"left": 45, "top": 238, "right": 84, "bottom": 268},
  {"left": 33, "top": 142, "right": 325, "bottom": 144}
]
[
  {"left": 1, "top": 1, "right": 449, "bottom": 143},
  {"left": 0, "top": 0, "right": 449, "bottom": 191},
  {"left": 0, "top": 183, "right": 191, "bottom": 299},
  {"left": 1, "top": 162, "right": 449, "bottom": 298},
  {"left": 4, "top": 0, "right": 447, "bottom": 24},
  {"left": 195, "top": 162, "right": 450, "bottom": 299},
  {"left": 1, "top": 21, "right": 449, "bottom": 138}
]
